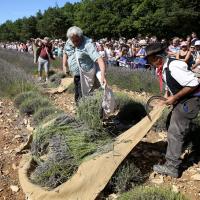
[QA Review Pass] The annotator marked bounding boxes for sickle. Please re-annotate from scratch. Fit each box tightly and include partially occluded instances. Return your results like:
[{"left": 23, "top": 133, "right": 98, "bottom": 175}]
[{"left": 146, "top": 95, "right": 167, "bottom": 120}]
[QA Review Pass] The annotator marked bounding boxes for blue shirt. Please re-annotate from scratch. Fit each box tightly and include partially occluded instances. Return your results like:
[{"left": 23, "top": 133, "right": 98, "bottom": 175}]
[{"left": 64, "top": 36, "right": 101, "bottom": 76}]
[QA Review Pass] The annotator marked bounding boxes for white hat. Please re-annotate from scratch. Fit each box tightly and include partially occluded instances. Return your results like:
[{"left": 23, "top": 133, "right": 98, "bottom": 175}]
[
  {"left": 139, "top": 39, "right": 147, "bottom": 46},
  {"left": 195, "top": 40, "right": 200, "bottom": 46}
]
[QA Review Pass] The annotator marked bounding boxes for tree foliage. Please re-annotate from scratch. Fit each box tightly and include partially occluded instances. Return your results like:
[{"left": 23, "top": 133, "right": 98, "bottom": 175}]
[{"left": 0, "top": 0, "right": 199, "bottom": 41}]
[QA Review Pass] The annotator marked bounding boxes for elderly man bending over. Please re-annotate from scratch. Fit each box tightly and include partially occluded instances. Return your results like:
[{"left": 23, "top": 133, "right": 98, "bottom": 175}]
[{"left": 63, "top": 26, "right": 107, "bottom": 103}]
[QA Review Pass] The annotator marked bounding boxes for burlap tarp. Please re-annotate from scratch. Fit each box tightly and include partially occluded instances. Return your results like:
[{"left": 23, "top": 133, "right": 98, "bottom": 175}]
[
  {"left": 46, "top": 77, "right": 74, "bottom": 94},
  {"left": 18, "top": 106, "right": 165, "bottom": 200}
]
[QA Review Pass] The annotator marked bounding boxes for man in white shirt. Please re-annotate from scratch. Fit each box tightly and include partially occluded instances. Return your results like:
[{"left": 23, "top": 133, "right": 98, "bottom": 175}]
[{"left": 146, "top": 43, "right": 200, "bottom": 178}]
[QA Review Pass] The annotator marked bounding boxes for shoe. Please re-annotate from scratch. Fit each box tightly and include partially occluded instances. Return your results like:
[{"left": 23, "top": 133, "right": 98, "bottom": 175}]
[
  {"left": 38, "top": 76, "right": 42, "bottom": 81},
  {"left": 153, "top": 164, "right": 179, "bottom": 178},
  {"left": 45, "top": 78, "right": 49, "bottom": 83}
]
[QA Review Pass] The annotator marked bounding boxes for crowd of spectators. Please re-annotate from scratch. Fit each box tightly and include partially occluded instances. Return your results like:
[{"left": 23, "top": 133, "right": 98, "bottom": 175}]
[
  {"left": 0, "top": 38, "right": 65, "bottom": 58},
  {"left": 0, "top": 32, "right": 200, "bottom": 75}
]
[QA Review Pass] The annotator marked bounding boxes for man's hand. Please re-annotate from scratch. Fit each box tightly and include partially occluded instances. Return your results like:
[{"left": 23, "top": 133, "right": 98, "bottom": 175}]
[
  {"left": 101, "top": 73, "right": 107, "bottom": 86},
  {"left": 97, "top": 57, "right": 107, "bottom": 86},
  {"left": 165, "top": 96, "right": 178, "bottom": 105}
]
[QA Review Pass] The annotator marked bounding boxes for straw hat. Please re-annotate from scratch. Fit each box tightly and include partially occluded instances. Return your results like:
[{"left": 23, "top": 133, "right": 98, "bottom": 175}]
[{"left": 139, "top": 39, "right": 147, "bottom": 46}]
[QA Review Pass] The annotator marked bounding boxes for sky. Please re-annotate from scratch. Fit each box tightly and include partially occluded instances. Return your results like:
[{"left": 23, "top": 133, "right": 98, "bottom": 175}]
[{"left": 0, "top": 0, "right": 80, "bottom": 25}]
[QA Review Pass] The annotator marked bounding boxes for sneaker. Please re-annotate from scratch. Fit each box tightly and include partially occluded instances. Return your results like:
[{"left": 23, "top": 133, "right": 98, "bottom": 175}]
[
  {"left": 153, "top": 163, "right": 179, "bottom": 178},
  {"left": 38, "top": 76, "right": 42, "bottom": 81},
  {"left": 45, "top": 78, "right": 49, "bottom": 83}
]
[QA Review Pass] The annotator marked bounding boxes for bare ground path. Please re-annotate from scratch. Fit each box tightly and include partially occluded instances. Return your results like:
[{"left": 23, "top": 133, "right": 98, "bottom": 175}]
[{"left": 0, "top": 98, "right": 27, "bottom": 200}]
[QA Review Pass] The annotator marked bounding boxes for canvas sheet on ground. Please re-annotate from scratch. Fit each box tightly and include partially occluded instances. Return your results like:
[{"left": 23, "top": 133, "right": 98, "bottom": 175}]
[
  {"left": 46, "top": 77, "right": 74, "bottom": 94},
  {"left": 18, "top": 106, "right": 165, "bottom": 200}
]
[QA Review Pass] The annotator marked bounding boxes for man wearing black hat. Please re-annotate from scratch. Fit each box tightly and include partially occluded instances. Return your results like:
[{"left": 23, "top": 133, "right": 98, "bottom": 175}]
[{"left": 146, "top": 43, "right": 200, "bottom": 178}]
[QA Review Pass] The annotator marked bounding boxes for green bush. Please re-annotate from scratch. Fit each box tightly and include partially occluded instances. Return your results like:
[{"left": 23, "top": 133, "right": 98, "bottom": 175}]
[
  {"left": 19, "top": 96, "right": 51, "bottom": 115},
  {"left": 107, "top": 159, "right": 144, "bottom": 193},
  {"left": 51, "top": 58, "right": 63, "bottom": 69},
  {"left": 4, "top": 80, "right": 37, "bottom": 98},
  {"left": 77, "top": 91, "right": 146, "bottom": 132},
  {"left": 49, "top": 72, "right": 66, "bottom": 87},
  {"left": 30, "top": 116, "right": 99, "bottom": 188},
  {"left": 31, "top": 134, "right": 78, "bottom": 188},
  {"left": 0, "top": 49, "right": 35, "bottom": 74},
  {"left": 107, "top": 67, "right": 160, "bottom": 94},
  {"left": 115, "top": 93, "right": 146, "bottom": 124},
  {"left": 33, "top": 107, "right": 62, "bottom": 125},
  {"left": 77, "top": 91, "right": 104, "bottom": 131},
  {"left": 66, "top": 82, "right": 74, "bottom": 94},
  {"left": 14, "top": 91, "right": 39, "bottom": 108},
  {"left": 0, "top": 57, "right": 37, "bottom": 98},
  {"left": 118, "top": 186, "right": 188, "bottom": 200}
]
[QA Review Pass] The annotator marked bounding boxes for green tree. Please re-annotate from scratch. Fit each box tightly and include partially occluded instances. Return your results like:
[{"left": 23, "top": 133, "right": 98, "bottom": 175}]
[
  {"left": 0, "top": 20, "right": 17, "bottom": 41},
  {"left": 37, "top": 7, "right": 67, "bottom": 39}
]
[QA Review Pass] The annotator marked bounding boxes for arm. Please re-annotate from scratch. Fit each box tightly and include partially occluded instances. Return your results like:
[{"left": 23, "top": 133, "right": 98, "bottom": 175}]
[
  {"left": 192, "top": 59, "right": 200, "bottom": 70},
  {"left": 164, "top": 90, "right": 170, "bottom": 98},
  {"left": 184, "top": 51, "right": 191, "bottom": 63},
  {"left": 62, "top": 53, "right": 69, "bottom": 74},
  {"left": 176, "top": 51, "right": 180, "bottom": 59},
  {"left": 167, "top": 51, "right": 177, "bottom": 57},
  {"left": 165, "top": 86, "right": 198, "bottom": 105},
  {"left": 97, "top": 57, "right": 107, "bottom": 85}
]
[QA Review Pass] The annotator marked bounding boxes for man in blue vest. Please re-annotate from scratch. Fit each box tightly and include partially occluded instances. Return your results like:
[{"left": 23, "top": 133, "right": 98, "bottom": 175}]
[{"left": 146, "top": 43, "right": 200, "bottom": 178}]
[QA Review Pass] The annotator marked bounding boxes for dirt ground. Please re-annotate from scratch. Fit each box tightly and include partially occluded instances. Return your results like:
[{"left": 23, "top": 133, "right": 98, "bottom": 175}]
[
  {"left": 0, "top": 88, "right": 200, "bottom": 200},
  {"left": 0, "top": 98, "right": 26, "bottom": 200}
]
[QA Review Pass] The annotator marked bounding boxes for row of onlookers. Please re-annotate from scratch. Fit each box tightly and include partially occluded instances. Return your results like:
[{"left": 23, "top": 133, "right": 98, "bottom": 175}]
[{"left": 0, "top": 32, "right": 199, "bottom": 74}]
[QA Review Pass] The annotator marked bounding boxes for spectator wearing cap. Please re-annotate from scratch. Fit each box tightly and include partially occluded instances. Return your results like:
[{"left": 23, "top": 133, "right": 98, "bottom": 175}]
[
  {"left": 176, "top": 41, "right": 192, "bottom": 67},
  {"left": 192, "top": 40, "right": 200, "bottom": 75},
  {"left": 134, "top": 40, "right": 147, "bottom": 69},
  {"left": 167, "top": 37, "right": 180, "bottom": 58},
  {"left": 36, "top": 37, "right": 55, "bottom": 82},
  {"left": 193, "top": 40, "right": 200, "bottom": 61},
  {"left": 146, "top": 42, "right": 200, "bottom": 178}
]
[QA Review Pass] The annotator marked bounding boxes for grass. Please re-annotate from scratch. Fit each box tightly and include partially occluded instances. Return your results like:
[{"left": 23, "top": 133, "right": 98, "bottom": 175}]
[
  {"left": 32, "top": 116, "right": 102, "bottom": 163},
  {"left": 14, "top": 91, "right": 40, "bottom": 108},
  {"left": 77, "top": 90, "right": 104, "bottom": 131},
  {"left": 28, "top": 90, "right": 148, "bottom": 190},
  {"left": 66, "top": 82, "right": 75, "bottom": 94},
  {"left": 19, "top": 96, "right": 51, "bottom": 115},
  {"left": 51, "top": 57, "right": 63, "bottom": 70},
  {"left": 107, "top": 67, "right": 160, "bottom": 94},
  {"left": 30, "top": 134, "right": 78, "bottom": 188},
  {"left": 118, "top": 186, "right": 188, "bottom": 200},
  {"left": 115, "top": 93, "right": 146, "bottom": 124},
  {"left": 33, "top": 106, "right": 62, "bottom": 125},
  {"left": 48, "top": 72, "right": 66, "bottom": 87},
  {"left": 30, "top": 115, "right": 101, "bottom": 188},
  {"left": 30, "top": 116, "right": 144, "bottom": 190},
  {"left": 0, "top": 48, "right": 35, "bottom": 74},
  {"left": 77, "top": 90, "right": 146, "bottom": 133},
  {"left": 0, "top": 58, "right": 37, "bottom": 98},
  {"left": 107, "top": 159, "right": 145, "bottom": 193}
]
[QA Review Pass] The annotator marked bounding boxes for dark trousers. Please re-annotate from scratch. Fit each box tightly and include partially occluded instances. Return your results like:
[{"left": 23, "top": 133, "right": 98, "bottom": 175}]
[
  {"left": 165, "top": 97, "right": 200, "bottom": 168},
  {"left": 74, "top": 75, "right": 82, "bottom": 103}
]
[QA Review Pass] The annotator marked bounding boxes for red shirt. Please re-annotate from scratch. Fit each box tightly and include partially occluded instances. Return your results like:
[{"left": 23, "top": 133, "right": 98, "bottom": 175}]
[{"left": 39, "top": 45, "right": 53, "bottom": 60}]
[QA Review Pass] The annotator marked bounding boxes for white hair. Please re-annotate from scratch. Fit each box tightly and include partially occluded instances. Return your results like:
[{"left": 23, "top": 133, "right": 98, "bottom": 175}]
[{"left": 66, "top": 26, "right": 83, "bottom": 38}]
